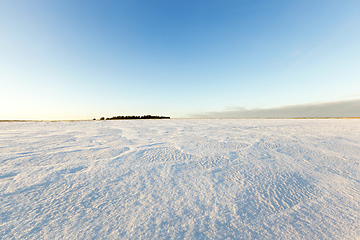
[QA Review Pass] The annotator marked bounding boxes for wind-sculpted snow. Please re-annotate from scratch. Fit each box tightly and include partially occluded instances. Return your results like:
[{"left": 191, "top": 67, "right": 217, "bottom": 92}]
[{"left": 1, "top": 119, "right": 360, "bottom": 239}]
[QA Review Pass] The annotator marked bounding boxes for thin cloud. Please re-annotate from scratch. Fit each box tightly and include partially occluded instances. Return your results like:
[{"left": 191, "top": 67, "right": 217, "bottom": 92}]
[{"left": 190, "top": 99, "right": 360, "bottom": 118}]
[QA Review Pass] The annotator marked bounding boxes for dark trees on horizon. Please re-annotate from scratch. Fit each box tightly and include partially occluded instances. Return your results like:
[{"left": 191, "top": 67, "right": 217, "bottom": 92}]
[{"left": 99, "top": 115, "right": 170, "bottom": 120}]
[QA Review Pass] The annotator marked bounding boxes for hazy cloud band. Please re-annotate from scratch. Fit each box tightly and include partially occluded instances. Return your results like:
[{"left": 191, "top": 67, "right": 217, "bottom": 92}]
[{"left": 191, "top": 99, "right": 360, "bottom": 118}]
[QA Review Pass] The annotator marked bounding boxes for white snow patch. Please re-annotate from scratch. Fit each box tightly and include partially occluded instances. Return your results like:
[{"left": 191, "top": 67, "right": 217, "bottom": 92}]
[{"left": 1, "top": 119, "right": 360, "bottom": 239}]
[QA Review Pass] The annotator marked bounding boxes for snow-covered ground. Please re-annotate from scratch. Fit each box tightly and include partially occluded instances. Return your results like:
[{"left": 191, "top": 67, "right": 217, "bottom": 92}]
[{"left": 1, "top": 119, "right": 360, "bottom": 239}]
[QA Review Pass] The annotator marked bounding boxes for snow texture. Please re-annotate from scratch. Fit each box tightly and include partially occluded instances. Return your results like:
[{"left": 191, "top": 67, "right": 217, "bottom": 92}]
[{"left": 1, "top": 119, "right": 360, "bottom": 239}]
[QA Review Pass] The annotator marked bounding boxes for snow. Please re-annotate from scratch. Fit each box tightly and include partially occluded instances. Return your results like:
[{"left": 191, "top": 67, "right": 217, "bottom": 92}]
[{"left": 1, "top": 119, "right": 360, "bottom": 239}]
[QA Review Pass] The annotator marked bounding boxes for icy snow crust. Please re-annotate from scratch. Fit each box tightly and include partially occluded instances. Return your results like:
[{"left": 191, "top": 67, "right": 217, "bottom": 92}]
[{"left": 1, "top": 119, "right": 360, "bottom": 239}]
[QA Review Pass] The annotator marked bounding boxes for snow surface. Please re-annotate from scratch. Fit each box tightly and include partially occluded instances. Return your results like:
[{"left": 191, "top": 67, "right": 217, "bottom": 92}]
[{"left": 1, "top": 119, "right": 360, "bottom": 239}]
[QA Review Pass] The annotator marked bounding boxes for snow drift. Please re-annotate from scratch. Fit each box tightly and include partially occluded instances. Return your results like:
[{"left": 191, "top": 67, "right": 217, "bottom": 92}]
[{"left": 1, "top": 119, "right": 359, "bottom": 239}]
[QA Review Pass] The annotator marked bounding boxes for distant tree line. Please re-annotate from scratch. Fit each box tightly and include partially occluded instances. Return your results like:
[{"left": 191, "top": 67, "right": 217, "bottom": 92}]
[{"left": 97, "top": 115, "right": 170, "bottom": 120}]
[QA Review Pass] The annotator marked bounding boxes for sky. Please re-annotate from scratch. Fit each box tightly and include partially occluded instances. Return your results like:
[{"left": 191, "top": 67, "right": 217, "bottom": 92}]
[{"left": 1, "top": 0, "right": 360, "bottom": 119}]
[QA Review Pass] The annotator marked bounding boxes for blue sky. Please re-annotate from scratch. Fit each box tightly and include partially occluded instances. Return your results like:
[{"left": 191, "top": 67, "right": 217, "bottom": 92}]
[{"left": 1, "top": 0, "right": 360, "bottom": 119}]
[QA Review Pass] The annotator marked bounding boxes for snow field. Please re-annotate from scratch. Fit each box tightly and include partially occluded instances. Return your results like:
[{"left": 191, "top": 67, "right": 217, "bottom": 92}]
[{"left": 1, "top": 119, "right": 360, "bottom": 239}]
